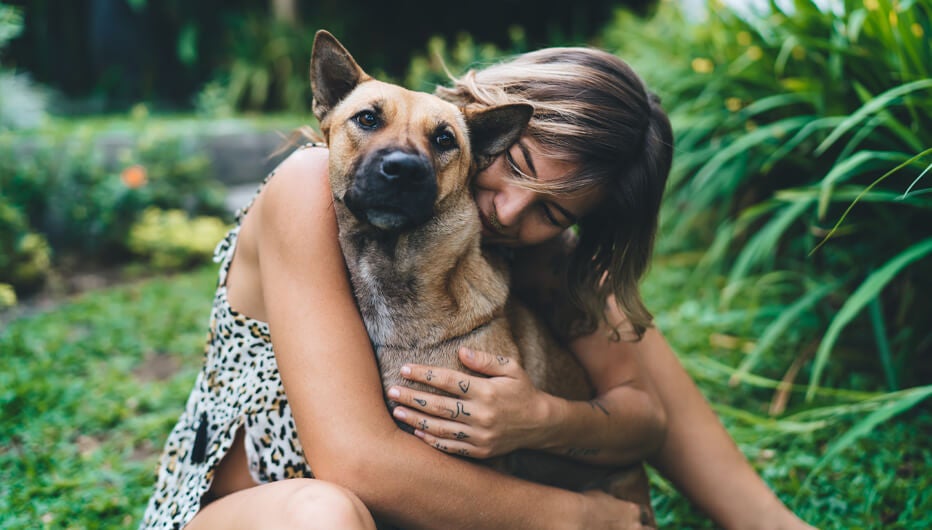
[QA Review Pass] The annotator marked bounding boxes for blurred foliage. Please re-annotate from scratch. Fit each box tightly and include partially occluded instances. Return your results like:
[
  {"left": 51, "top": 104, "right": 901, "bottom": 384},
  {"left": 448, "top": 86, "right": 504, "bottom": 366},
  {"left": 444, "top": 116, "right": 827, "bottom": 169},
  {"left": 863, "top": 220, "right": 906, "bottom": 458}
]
[
  {"left": 0, "top": 113, "right": 229, "bottom": 297},
  {"left": 213, "top": 13, "right": 315, "bottom": 113},
  {"left": 0, "top": 282, "right": 14, "bottom": 308},
  {"left": 602, "top": 0, "right": 932, "bottom": 396},
  {"left": 0, "top": 2, "right": 47, "bottom": 130},
  {"left": 4, "top": 0, "right": 644, "bottom": 113},
  {"left": 0, "top": 196, "right": 51, "bottom": 291},
  {"left": 128, "top": 207, "right": 230, "bottom": 270},
  {"left": 0, "top": 0, "right": 21, "bottom": 50},
  {"left": 404, "top": 27, "right": 528, "bottom": 92}
]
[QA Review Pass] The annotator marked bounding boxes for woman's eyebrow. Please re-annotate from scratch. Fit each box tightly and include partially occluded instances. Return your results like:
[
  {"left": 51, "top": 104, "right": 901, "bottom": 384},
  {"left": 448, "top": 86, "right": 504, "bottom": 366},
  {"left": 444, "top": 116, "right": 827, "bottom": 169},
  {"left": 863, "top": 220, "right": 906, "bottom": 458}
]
[
  {"left": 514, "top": 141, "right": 579, "bottom": 222},
  {"left": 516, "top": 141, "right": 538, "bottom": 177}
]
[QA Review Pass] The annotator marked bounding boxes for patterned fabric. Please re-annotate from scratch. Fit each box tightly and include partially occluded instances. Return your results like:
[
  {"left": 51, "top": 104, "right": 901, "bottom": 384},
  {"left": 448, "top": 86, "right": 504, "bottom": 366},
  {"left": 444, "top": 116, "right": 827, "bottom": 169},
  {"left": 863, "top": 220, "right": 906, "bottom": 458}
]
[{"left": 140, "top": 144, "right": 324, "bottom": 529}]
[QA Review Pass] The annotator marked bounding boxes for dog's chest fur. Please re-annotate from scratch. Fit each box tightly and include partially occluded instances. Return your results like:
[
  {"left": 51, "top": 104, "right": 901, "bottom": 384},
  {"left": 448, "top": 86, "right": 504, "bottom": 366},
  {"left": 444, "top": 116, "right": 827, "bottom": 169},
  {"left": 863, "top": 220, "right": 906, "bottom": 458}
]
[{"left": 333, "top": 194, "right": 512, "bottom": 389}]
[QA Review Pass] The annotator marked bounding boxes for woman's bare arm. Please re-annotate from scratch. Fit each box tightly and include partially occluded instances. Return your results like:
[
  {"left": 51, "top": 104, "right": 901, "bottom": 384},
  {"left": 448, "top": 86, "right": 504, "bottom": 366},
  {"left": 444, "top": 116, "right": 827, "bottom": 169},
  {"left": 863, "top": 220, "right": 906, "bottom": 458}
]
[
  {"left": 246, "top": 148, "right": 645, "bottom": 529},
  {"left": 635, "top": 327, "right": 813, "bottom": 530}
]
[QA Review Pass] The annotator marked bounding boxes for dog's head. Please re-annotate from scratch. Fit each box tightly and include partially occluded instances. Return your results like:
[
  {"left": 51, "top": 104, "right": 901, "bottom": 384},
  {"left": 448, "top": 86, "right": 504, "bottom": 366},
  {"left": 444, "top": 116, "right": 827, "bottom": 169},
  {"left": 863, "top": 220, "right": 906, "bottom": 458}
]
[{"left": 311, "top": 31, "right": 532, "bottom": 232}]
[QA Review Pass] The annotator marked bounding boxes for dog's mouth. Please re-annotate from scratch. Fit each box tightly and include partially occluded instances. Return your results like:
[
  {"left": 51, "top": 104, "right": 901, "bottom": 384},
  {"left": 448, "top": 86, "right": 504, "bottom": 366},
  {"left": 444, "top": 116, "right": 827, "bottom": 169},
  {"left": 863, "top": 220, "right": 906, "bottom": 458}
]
[
  {"left": 344, "top": 189, "right": 434, "bottom": 232},
  {"left": 361, "top": 207, "right": 410, "bottom": 231}
]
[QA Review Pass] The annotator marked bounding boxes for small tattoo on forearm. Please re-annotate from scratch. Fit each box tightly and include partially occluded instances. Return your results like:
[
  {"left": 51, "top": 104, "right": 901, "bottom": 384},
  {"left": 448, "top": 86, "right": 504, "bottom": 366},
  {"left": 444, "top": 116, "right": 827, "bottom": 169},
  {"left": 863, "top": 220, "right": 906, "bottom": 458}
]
[
  {"left": 448, "top": 401, "right": 471, "bottom": 419},
  {"left": 454, "top": 431, "right": 469, "bottom": 440},
  {"left": 496, "top": 355, "right": 510, "bottom": 365},
  {"left": 418, "top": 419, "right": 428, "bottom": 431},
  {"left": 414, "top": 398, "right": 427, "bottom": 407},
  {"left": 458, "top": 380, "right": 470, "bottom": 394},
  {"left": 589, "top": 399, "right": 610, "bottom": 416},
  {"left": 426, "top": 369, "right": 434, "bottom": 382},
  {"left": 565, "top": 447, "right": 600, "bottom": 457}
]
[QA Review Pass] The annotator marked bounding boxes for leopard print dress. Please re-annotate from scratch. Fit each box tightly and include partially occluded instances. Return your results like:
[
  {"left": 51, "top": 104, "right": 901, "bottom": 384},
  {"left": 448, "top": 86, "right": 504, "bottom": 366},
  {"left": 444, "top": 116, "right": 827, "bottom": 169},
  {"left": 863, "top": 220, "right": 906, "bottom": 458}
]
[{"left": 140, "top": 145, "right": 325, "bottom": 529}]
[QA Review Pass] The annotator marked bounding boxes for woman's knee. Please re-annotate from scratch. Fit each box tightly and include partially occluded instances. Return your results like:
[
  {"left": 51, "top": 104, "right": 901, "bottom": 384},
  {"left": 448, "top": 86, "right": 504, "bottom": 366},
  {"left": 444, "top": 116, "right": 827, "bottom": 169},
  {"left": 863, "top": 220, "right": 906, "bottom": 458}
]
[
  {"left": 187, "top": 479, "right": 375, "bottom": 530},
  {"left": 280, "top": 479, "right": 376, "bottom": 530}
]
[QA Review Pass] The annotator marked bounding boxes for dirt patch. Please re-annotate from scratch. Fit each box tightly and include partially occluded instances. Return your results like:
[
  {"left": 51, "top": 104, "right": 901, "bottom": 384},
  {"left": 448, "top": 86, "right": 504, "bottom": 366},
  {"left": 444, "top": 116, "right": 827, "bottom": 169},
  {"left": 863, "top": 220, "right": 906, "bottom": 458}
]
[{"left": 133, "top": 352, "right": 183, "bottom": 382}]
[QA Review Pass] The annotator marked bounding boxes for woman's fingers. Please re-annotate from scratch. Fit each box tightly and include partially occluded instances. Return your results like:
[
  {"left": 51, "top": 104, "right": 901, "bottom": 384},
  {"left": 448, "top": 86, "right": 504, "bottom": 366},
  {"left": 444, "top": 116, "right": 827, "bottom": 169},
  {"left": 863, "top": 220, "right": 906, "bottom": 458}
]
[
  {"left": 458, "top": 347, "right": 519, "bottom": 377},
  {"left": 392, "top": 407, "right": 474, "bottom": 442},
  {"left": 415, "top": 428, "right": 485, "bottom": 458},
  {"left": 399, "top": 364, "right": 478, "bottom": 397},
  {"left": 387, "top": 387, "right": 476, "bottom": 422},
  {"left": 392, "top": 406, "right": 487, "bottom": 458}
]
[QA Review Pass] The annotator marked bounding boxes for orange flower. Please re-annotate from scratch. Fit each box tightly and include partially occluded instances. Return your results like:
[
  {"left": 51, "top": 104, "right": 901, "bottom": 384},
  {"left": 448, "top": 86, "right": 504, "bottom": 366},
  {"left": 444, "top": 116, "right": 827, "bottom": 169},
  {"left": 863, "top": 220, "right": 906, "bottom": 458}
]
[{"left": 121, "top": 164, "right": 148, "bottom": 189}]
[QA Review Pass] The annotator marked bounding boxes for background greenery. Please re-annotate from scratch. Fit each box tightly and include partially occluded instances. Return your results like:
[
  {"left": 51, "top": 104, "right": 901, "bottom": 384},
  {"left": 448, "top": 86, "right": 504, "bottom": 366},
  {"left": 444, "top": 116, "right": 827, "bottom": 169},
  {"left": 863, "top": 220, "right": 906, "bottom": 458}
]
[{"left": 1, "top": 0, "right": 930, "bottom": 528}]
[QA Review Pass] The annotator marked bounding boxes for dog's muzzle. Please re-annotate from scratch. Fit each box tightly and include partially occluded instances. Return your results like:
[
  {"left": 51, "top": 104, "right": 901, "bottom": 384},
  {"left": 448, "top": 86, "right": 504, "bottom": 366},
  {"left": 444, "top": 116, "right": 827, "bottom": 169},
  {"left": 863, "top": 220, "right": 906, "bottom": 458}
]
[{"left": 345, "top": 149, "right": 437, "bottom": 231}]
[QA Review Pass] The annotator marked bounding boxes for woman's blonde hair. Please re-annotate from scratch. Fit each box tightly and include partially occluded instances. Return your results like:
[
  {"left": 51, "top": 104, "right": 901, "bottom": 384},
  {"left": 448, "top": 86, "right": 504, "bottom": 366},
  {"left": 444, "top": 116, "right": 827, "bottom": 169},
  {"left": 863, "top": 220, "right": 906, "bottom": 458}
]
[{"left": 436, "top": 47, "right": 674, "bottom": 341}]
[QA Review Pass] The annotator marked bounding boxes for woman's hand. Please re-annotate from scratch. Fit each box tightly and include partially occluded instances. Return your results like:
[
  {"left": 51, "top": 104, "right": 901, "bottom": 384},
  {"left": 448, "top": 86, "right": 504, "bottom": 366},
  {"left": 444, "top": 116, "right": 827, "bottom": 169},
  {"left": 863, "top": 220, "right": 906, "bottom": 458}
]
[
  {"left": 581, "top": 490, "right": 655, "bottom": 530},
  {"left": 387, "top": 347, "right": 555, "bottom": 459}
]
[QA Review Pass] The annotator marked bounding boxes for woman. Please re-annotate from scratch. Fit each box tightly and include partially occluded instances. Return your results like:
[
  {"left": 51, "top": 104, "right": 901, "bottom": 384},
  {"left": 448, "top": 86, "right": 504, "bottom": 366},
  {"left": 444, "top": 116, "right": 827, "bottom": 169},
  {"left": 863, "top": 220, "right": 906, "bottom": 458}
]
[{"left": 141, "top": 45, "right": 811, "bottom": 529}]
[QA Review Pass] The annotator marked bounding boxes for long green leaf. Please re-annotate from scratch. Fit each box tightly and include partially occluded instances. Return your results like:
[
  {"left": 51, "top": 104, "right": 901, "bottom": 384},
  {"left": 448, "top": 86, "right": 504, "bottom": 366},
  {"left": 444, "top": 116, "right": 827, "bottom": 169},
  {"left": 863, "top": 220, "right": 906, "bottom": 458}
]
[
  {"left": 734, "top": 281, "right": 839, "bottom": 380},
  {"left": 813, "top": 148, "right": 932, "bottom": 253},
  {"left": 817, "top": 150, "right": 909, "bottom": 219},
  {"left": 807, "top": 238, "right": 932, "bottom": 401},
  {"left": 691, "top": 116, "right": 811, "bottom": 189},
  {"left": 728, "top": 198, "right": 812, "bottom": 284},
  {"left": 815, "top": 79, "right": 932, "bottom": 155}
]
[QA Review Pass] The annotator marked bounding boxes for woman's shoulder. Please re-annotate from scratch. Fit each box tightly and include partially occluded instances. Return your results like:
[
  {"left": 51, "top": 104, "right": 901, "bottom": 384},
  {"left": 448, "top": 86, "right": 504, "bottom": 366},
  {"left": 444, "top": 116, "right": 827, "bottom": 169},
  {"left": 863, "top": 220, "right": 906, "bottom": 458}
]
[
  {"left": 245, "top": 143, "right": 338, "bottom": 258},
  {"left": 255, "top": 144, "right": 331, "bottom": 217}
]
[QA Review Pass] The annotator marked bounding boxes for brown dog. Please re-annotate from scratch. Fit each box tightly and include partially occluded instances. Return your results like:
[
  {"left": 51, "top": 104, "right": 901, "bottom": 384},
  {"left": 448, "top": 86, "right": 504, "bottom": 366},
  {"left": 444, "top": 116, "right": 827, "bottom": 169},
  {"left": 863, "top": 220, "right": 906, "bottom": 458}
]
[{"left": 310, "top": 30, "right": 653, "bottom": 524}]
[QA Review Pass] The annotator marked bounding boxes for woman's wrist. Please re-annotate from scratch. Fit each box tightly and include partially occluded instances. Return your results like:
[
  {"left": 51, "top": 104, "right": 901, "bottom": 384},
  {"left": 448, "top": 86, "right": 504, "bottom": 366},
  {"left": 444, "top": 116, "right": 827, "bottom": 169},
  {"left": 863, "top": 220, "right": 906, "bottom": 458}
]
[{"left": 529, "top": 391, "right": 570, "bottom": 451}]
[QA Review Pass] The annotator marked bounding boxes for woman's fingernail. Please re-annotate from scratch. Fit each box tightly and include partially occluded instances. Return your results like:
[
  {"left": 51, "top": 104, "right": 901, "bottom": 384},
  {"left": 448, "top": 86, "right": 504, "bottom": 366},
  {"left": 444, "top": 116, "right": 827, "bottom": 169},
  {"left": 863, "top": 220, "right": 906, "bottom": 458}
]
[
  {"left": 462, "top": 348, "right": 474, "bottom": 360},
  {"left": 400, "top": 365, "right": 411, "bottom": 376},
  {"left": 393, "top": 408, "right": 406, "bottom": 420},
  {"left": 387, "top": 387, "right": 400, "bottom": 399},
  {"left": 414, "top": 429, "right": 425, "bottom": 438}
]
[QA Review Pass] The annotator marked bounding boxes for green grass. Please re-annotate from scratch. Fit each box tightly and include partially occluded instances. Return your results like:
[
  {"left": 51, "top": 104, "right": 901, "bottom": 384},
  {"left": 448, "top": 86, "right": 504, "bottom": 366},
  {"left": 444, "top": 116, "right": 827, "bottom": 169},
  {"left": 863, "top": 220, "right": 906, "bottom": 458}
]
[
  {"left": 2, "top": 260, "right": 929, "bottom": 529},
  {"left": 0, "top": 266, "right": 215, "bottom": 529}
]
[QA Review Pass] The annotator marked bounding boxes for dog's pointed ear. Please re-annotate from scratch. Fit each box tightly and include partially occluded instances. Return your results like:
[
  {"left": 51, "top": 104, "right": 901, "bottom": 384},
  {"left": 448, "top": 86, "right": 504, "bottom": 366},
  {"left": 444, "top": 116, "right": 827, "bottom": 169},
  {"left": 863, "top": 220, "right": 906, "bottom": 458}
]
[
  {"left": 310, "top": 30, "right": 369, "bottom": 122},
  {"left": 464, "top": 104, "right": 534, "bottom": 165}
]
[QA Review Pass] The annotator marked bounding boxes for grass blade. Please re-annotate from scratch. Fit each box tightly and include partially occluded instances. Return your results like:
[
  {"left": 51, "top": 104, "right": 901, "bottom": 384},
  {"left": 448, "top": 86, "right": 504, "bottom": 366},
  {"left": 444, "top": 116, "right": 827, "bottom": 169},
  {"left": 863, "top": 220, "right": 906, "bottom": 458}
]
[
  {"left": 800, "top": 385, "right": 932, "bottom": 492},
  {"left": 806, "top": 238, "right": 932, "bottom": 401}
]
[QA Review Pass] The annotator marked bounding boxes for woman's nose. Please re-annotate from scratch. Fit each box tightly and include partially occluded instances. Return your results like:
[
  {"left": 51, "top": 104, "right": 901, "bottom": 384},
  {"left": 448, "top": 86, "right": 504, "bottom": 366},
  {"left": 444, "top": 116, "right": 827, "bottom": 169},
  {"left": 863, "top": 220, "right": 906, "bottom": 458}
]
[{"left": 495, "top": 186, "right": 535, "bottom": 226}]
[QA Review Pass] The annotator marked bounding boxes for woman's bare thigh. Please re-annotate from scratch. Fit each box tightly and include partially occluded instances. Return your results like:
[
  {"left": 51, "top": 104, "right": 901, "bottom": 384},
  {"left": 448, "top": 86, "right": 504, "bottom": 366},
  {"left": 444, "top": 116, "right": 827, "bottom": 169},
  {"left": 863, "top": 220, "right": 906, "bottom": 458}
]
[{"left": 186, "top": 478, "right": 376, "bottom": 530}]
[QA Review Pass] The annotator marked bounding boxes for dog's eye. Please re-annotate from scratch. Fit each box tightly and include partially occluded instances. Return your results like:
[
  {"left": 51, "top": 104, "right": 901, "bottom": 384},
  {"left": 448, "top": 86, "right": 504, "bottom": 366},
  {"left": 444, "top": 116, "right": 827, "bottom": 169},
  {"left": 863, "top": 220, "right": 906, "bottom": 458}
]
[
  {"left": 434, "top": 131, "right": 456, "bottom": 150},
  {"left": 354, "top": 111, "right": 379, "bottom": 129}
]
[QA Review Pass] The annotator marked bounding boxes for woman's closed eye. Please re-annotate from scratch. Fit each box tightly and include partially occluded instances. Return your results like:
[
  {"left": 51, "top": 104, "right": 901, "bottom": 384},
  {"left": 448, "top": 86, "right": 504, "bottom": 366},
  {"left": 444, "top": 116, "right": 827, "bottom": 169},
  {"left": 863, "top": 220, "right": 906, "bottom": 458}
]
[{"left": 540, "top": 203, "right": 566, "bottom": 228}]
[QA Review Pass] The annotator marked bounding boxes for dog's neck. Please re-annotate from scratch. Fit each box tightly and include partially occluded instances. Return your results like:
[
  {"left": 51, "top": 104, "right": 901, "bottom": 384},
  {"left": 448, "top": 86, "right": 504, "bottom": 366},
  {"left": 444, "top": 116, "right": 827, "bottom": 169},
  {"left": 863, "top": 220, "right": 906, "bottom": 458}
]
[{"left": 333, "top": 189, "right": 509, "bottom": 351}]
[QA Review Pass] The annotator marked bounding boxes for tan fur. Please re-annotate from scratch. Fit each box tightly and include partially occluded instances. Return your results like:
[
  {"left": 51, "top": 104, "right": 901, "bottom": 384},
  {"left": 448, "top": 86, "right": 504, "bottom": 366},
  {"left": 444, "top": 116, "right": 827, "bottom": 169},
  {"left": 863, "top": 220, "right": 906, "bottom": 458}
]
[{"left": 311, "top": 30, "right": 653, "bottom": 521}]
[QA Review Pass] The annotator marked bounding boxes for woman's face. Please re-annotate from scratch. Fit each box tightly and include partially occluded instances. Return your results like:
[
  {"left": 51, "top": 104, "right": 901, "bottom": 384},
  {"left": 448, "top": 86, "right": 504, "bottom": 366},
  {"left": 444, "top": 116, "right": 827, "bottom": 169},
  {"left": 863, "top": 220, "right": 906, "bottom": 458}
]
[{"left": 473, "top": 137, "right": 603, "bottom": 247}]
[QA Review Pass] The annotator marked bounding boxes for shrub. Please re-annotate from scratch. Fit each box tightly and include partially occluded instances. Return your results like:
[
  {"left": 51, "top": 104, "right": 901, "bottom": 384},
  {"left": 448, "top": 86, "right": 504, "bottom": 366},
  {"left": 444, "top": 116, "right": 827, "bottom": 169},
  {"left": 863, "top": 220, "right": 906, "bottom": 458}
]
[
  {"left": 0, "top": 117, "right": 230, "bottom": 290},
  {"left": 127, "top": 207, "right": 230, "bottom": 271},
  {"left": 0, "top": 195, "right": 51, "bottom": 293}
]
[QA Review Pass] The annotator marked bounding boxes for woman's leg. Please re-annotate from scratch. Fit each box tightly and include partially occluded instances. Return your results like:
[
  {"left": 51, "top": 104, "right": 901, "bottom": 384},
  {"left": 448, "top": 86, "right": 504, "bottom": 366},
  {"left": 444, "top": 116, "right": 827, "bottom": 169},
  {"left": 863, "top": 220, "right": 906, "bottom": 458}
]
[{"left": 186, "top": 478, "right": 377, "bottom": 530}]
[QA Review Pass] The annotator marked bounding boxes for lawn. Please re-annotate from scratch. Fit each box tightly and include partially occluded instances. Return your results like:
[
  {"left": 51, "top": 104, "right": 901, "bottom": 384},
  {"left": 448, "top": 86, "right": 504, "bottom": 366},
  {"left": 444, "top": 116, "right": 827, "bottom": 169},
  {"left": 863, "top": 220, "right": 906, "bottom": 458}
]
[{"left": 1, "top": 258, "right": 929, "bottom": 529}]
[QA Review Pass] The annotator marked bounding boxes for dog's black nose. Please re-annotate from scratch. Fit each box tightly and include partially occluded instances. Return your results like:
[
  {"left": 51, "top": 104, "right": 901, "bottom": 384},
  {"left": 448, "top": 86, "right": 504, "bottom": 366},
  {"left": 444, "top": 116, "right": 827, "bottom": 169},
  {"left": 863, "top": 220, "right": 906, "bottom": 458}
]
[{"left": 380, "top": 151, "right": 431, "bottom": 185}]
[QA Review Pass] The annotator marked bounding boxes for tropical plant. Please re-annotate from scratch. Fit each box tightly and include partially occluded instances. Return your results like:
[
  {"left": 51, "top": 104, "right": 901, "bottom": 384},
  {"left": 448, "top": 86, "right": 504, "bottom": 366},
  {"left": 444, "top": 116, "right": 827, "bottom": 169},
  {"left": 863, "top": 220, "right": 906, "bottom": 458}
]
[{"left": 601, "top": 0, "right": 932, "bottom": 397}]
